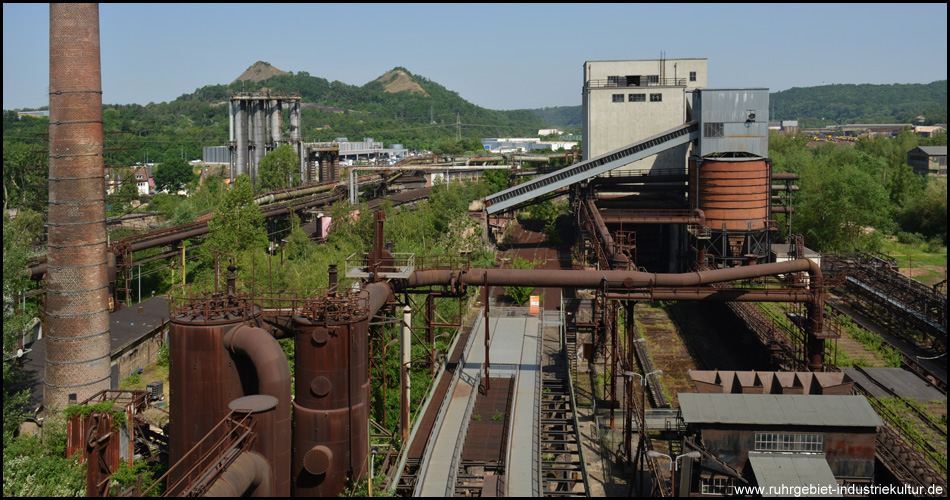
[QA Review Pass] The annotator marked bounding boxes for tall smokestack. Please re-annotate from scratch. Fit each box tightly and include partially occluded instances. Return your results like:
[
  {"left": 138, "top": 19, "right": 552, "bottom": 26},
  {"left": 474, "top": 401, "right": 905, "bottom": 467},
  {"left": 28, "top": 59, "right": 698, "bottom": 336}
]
[{"left": 46, "top": 3, "right": 111, "bottom": 408}]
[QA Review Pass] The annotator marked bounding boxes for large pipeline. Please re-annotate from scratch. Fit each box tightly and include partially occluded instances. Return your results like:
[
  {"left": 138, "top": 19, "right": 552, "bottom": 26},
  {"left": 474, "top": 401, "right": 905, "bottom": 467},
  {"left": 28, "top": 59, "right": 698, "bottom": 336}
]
[
  {"left": 405, "top": 258, "right": 820, "bottom": 290},
  {"left": 405, "top": 258, "right": 827, "bottom": 369},
  {"left": 203, "top": 451, "right": 271, "bottom": 497},
  {"left": 253, "top": 182, "right": 337, "bottom": 206},
  {"left": 222, "top": 325, "right": 292, "bottom": 497},
  {"left": 584, "top": 199, "right": 629, "bottom": 268},
  {"left": 45, "top": 3, "right": 111, "bottom": 407}
]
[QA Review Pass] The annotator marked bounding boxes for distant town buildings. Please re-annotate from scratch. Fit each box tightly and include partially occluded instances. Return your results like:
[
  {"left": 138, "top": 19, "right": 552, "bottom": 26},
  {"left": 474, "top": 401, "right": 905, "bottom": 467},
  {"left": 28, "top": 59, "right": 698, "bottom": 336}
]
[
  {"left": 16, "top": 110, "right": 49, "bottom": 119},
  {"left": 480, "top": 137, "right": 578, "bottom": 154},
  {"left": 913, "top": 125, "right": 946, "bottom": 138},
  {"left": 537, "top": 128, "right": 563, "bottom": 136},
  {"left": 907, "top": 146, "right": 947, "bottom": 177},
  {"left": 768, "top": 120, "right": 799, "bottom": 135}
]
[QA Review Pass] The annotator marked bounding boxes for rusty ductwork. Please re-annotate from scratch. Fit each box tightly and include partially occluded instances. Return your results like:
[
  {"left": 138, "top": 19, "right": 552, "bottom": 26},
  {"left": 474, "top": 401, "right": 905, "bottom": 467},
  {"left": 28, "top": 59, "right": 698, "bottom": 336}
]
[
  {"left": 45, "top": 3, "right": 111, "bottom": 408},
  {"left": 406, "top": 258, "right": 821, "bottom": 290},
  {"left": 222, "top": 326, "right": 292, "bottom": 497},
  {"left": 203, "top": 451, "right": 271, "bottom": 497},
  {"left": 404, "top": 258, "right": 829, "bottom": 369}
]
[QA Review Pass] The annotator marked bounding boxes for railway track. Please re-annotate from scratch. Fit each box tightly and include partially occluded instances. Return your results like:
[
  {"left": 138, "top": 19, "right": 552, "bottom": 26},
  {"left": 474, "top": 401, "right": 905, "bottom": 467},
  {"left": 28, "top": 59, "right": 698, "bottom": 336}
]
[
  {"left": 875, "top": 419, "right": 948, "bottom": 494},
  {"left": 827, "top": 297, "right": 947, "bottom": 395},
  {"left": 540, "top": 377, "right": 588, "bottom": 496},
  {"left": 539, "top": 306, "right": 589, "bottom": 498},
  {"left": 630, "top": 328, "right": 668, "bottom": 409}
]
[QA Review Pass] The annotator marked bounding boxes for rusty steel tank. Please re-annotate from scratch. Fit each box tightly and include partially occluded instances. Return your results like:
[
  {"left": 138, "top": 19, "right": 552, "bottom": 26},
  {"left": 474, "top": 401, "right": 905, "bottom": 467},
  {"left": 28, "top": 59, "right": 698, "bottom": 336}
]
[
  {"left": 167, "top": 290, "right": 262, "bottom": 490},
  {"left": 291, "top": 290, "right": 371, "bottom": 497},
  {"left": 692, "top": 155, "right": 772, "bottom": 264}
]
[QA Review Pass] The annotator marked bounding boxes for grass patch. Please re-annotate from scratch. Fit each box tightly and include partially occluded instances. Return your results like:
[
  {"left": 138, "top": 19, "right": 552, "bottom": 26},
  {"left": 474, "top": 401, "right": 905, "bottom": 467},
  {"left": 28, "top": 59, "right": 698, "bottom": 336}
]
[
  {"left": 878, "top": 238, "right": 948, "bottom": 286},
  {"left": 835, "top": 313, "right": 902, "bottom": 367}
]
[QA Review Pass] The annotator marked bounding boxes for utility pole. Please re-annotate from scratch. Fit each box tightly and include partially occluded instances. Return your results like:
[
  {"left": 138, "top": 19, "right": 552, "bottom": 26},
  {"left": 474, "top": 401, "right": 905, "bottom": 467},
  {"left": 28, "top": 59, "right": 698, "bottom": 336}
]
[{"left": 456, "top": 113, "right": 461, "bottom": 142}]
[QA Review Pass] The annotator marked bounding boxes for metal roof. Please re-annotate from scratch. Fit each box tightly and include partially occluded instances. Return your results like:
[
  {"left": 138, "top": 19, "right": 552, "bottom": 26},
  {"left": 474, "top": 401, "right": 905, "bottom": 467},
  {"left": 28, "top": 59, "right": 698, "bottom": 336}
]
[
  {"left": 678, "top": 393, "right": 882, "bottom": 428},
  {"left": 747, "top": 452, "right": 838, "bottom": 497},
  {"left": 915, "top": 146, "right": 947, "bottom": 156}
]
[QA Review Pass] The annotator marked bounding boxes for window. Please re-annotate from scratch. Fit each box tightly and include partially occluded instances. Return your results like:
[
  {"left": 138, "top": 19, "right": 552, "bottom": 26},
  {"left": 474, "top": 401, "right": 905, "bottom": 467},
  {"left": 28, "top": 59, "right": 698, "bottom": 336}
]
[
  {"left": 647, "top": 75, "right": 659, "bottom": 84},
  {"left": 690, "top": 71, "right": 697, "bottom": 82},
  {"left": 629, "top": 93, "right": 646, "bottom": 102},
  {"left": 607, "top": 76, "right": 620, "bottom": 86},
  {"left": 612, "top": 94, "right": 624, "bottom": 103},
  {"left": 754, "top": 433, "right": 823, "bottom": 452},
  {"left": 701, "top": 477, "right": 736, "bottom": 495},
  {"left": 704, "top": 122, "right": 724, "bottom": 138},
  {"left": 650, "top": 93, "right": 662, "bottom": 102}
]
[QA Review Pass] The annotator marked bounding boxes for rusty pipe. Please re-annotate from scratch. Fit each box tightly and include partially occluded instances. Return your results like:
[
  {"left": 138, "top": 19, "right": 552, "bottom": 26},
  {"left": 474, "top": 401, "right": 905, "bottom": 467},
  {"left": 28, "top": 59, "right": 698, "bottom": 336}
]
[
  {"left": 406, "top": 258, "right": 820, "bottom": 290},
  {"left": 362, "top": 282, "right": 393, "bottom": 317},
  {"left": 585, "top": 200, "right": 629, "bottom": 268},
  {"left": 203, "top": 451, "right": 270, "bottom": 497},
  {"left": 605, "top": 290, "right": 816, "bottom": 302},
  {"left": 222, "top": 325, "right": 291, "bottom": 496}
]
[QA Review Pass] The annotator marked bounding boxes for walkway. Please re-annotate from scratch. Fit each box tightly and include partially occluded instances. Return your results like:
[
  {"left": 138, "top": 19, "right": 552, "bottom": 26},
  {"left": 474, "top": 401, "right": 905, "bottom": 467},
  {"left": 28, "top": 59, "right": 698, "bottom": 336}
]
[{"left": 415, "top": 310, "right": 541, "bottom": 496}]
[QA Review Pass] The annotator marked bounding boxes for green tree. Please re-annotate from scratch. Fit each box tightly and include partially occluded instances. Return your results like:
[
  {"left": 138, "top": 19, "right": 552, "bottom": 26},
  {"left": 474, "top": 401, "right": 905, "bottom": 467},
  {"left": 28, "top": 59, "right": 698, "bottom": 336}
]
[
  {"left": 504, "top": 256, "right": 539, "bottom": 305},
  {"left": 2, "top": 141, "right": 46, "bottom": 211},
  {"left": 899, "top": 177, "right": 948, "bottom": 244},
  {"left": 257, "top": 144, "right": 300, "bottom": 192},
  {"left": 3, "top": 211, "right": 40, "bottom": 446},
  {"left": 153, "top": 157, "right": 196, "bottom": 194},
  {"left": 795, "top": 161, "right": 891, "bottom": 252},
  {"left": 204, "top": 175, "right": 267, "bottom": 255}
]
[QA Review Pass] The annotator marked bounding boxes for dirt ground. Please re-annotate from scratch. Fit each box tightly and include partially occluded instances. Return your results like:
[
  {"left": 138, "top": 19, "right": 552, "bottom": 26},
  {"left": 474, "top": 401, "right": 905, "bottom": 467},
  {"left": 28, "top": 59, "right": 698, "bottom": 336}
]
[{"left": 636, "top": 303, "right": 698, "bottom": 407}]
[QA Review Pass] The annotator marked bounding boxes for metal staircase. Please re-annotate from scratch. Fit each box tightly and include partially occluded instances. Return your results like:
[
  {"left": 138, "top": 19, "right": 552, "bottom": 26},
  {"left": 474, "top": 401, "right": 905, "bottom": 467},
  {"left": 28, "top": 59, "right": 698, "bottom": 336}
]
[{"left": 485, "top": 121, "right": 700, "bottom": 214}]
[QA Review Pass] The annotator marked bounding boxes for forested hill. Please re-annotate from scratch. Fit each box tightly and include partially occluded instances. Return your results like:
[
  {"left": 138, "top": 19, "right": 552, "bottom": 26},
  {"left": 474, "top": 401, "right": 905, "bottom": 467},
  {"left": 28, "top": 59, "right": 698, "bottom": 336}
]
[
  {"left": 528, "top": 80, "right": 948, "bottom": 129},
  {"left": 173, "top": 64, "right": 547, "bottom": 149},
  {"left": 771, "top": 80, "right": 947, "bottom": 128}
]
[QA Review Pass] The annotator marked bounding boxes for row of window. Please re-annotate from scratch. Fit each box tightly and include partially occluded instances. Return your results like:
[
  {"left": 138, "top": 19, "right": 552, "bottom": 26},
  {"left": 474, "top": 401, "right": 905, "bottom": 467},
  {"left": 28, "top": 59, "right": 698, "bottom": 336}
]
[
  {"left": 612, "top": 93, "right": 662, "bottom": 103},
  {"left": 754, "top": 432, "right": 823, "bottom": 452},
  {"left": 606, "top": 72, "right": 697, "bottom": 84},
  {"left": 700, "top": 477, "right": 737, "bottom": 495}
]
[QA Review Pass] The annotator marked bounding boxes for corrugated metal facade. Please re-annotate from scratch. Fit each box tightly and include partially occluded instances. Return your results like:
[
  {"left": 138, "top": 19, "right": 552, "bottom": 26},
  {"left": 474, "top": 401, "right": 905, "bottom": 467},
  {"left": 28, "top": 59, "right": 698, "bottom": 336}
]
[
  {"left": 202, "top": 146, "right": 230, "bottom": 164},
  {"left": 695, "top": 89, "right": 769, "bottom": 158}
]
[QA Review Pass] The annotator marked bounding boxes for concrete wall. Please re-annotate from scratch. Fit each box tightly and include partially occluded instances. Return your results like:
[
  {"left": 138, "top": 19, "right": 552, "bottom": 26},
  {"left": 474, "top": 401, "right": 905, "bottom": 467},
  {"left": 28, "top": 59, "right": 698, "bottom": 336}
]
[
  {"left": 112, "top": 324, "right": 166, "bottom": 389},
  {"left": 582, "top": 59, "right": 707, "bottom": 171},
  {"left": 584, "top": 58, "right": 707, "bottom": 90}
]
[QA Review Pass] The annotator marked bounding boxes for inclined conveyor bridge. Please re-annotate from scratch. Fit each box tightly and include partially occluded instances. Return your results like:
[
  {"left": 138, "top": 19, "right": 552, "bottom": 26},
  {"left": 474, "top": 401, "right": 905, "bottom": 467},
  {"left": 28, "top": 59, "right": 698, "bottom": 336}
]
[{"left": 485, "top": 121, "right": 700, "bottom": 214}]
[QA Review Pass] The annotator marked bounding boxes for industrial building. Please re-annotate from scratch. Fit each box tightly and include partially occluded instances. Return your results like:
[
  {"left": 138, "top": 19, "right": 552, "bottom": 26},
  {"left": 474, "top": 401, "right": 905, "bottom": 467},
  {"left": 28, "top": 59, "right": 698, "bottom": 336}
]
[
  {"left": 678, "top": 393, "right": 881, "bottom": 495},
  {"left": 481, "top": 137, "right": 578, "bottom": 153},
  {"left": 907, "top": 145, "right": 947, "bottom": 176},
  {"left": 582, "top": 57, "right": 707, "bottom": 169}
]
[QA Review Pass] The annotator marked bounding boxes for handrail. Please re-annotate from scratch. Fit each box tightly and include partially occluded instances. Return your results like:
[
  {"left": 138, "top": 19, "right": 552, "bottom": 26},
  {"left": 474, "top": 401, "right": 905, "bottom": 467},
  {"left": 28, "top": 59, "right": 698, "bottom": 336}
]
[
  {"left": 412, "top": 311, "right": 482, "bottom": 497},
  {"left": 446, "top": 371, "right": 481, "bottom": 497},
  {"left": 387, "top": 292, "right": 477, "bottom": 492},
  {"left": 144, "top": 410, "right": 255, "bottom": 497},
  {"left": 534, "top": 313, "right": 543, "bottom": 497},
  {"left": 565, "top": 315, "right": 593, "bottom": 496},
  {"left": 585, "top": 77, "right": 686, "bottom": 89}
]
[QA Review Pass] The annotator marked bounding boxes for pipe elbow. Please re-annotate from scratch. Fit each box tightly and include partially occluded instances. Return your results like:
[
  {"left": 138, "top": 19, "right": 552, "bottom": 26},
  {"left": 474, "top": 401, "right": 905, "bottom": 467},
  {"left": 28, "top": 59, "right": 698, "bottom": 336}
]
[
  {"left": 203, "top": 451, "right": 270, "bottom": 497},
  {"left": 223, "top": 324, "right": 291, "bottom": 408}
]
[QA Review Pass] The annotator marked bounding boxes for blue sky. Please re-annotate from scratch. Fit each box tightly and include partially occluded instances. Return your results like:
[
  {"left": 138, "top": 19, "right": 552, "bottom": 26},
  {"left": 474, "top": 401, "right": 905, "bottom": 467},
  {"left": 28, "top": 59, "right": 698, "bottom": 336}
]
[{"left": 3, "top": 3, "right": 947, "bottom": 111}]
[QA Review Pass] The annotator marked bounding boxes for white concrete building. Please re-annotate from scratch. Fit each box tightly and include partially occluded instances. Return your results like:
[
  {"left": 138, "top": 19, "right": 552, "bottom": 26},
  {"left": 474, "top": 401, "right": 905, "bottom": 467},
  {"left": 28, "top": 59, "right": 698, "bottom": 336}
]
[{"left": 582, "top": 58, "right": 707, "bottom": 171}]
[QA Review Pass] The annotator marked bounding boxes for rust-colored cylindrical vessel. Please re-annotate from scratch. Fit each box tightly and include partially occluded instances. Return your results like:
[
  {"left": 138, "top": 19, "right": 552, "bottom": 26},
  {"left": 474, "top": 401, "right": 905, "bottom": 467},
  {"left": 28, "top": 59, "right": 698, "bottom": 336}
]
[
  {"left": 698, "top": 157, "right": 770, "bottom": 232},
  {"left": 167, "top": 299, "right": 260, "bottom": 489},
  {"left": 292, "top": 300, "right": 370, "bottom": 497},
  {"left": 45, "top": 3, "right": 111, "bottom": 408}
]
